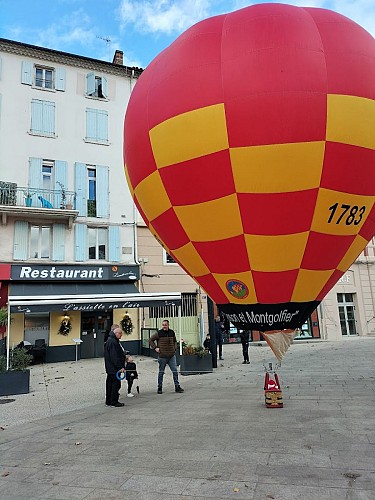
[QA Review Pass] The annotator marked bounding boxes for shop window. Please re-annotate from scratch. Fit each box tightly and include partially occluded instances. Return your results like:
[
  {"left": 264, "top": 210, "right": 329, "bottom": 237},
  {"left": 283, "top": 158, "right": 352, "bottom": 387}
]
[{"left": 24, "top": 313, "right": 49, "bottom": 345}]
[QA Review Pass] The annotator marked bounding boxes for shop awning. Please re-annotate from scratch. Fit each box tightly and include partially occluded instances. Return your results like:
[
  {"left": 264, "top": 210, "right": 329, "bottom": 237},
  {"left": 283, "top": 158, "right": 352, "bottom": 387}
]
[{"left": 8, "top": 282, "right": 182, "bottom": 313}]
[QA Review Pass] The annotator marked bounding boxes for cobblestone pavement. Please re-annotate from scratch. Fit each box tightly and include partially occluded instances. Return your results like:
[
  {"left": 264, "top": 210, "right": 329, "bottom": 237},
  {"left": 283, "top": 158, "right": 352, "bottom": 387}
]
[{"left": 1, "top": 338, "right": 375, "bottom": 499}]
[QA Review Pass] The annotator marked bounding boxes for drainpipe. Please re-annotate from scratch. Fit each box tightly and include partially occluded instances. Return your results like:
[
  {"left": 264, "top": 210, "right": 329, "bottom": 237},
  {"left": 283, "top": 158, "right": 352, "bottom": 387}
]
[{"left": 6, "top": 303, "right": 10, "bottom": 370}]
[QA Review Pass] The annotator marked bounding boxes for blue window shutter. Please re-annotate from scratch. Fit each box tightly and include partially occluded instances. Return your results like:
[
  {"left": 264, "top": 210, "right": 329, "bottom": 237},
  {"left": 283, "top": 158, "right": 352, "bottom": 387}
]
[
  {"left": 97, "top": 110, "right": 108, "bottom": 142},
  {"left": 14, "top": 221, "right": 28, "bottom": 260},
  {"left": 55, "top": 67, "right": 66, "bottom": 91},
  {"left": 101, "top": 76, "right": 108, "bottom": 98},
  {"left": 86, "top": 108, "right": 97, "bottom": 141},
  {"left": 108, "top": 226, "right": 120, "bottom": 262},
  {"left": 96, "top": 165, "right": 109, "bottom": 218},
  {"left": 29, "top": 157, "right": 43, "bottom": 186},
  {"left": 21, "top": 61, "right": 33, "bottom": 85},
  {"left": 74, "top": 162, "right": 87, "bottom": 216},
  {"left": 30, "top": 99, "right": 43, "bottom": 134},
  {"left": 52, "top": 223, "right": 65, "bottom": 261},
  {"left": 54, "top": 160, "right": 67, "bottom": 208},
  {"left": 75, "top": 224, "right": 87, "bottom": 261},
  {"left": 86, "top": 72, "right": 95, "bottom": 95},
  {"left": 30, "top": 100, "right": 55, "bottom": 136},
  {"left": 43, "top": 101, "right": 55, "bottom": 136}
]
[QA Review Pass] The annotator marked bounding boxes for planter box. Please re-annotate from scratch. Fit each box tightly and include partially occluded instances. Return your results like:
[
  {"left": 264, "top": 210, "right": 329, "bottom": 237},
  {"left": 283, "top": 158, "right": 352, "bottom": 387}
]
[
  {"left": 180, "top": 354, "right": 213, "bottom": 376},
  {"left": 0, "top": 370, "right": 30, "bottom": 396}
]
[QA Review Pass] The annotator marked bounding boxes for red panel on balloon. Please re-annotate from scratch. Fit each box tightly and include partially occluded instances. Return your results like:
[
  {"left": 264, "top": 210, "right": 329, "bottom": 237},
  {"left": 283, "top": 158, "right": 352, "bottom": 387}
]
[
  {"left": 316, "top": 269, "right": 344, "bottom": 301},
  {"left": 225, "top": 92, "right": 327, "bottom": 148},
  {"left": 301, "top": 232, "right": 355, "bottom": 270},
  {"left": 239, "top": 190, "right": 318, "bottom": 235},
  {"left": 321, "top": 143, "right": 375, "bottom": 195},
  {"left": 194, "top": 235, "right": 250, "bottom": 274},
  {"left": 151, "top": 208, "right": 190, "bottom": 250},
  {"left": 307, "top": 9, "right": 375, "bottom": 98},
  {"left": 252, "top": 270, "right": 298, "bottom": 303},
  {"left": 359, "top": 205, "right": 375, "bottom": 241},
  {"left": 159, "top": 150, "right": 235, "bottom": 206},
  {"left": 134, "top": 196, "right": 149, "bottom": 226},
  {"left": 194, "top": 274, "right": 229, "bottom": 304}
]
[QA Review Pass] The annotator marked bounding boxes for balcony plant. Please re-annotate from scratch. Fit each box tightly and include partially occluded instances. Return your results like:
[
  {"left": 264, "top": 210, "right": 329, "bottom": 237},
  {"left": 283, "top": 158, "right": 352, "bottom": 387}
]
[
  {"left": 0, "top": 346, "right": 32, "bottom": 396},
  {"left": 180, "top": 343, "right": 213, "bottom": 376},
  {"left": 24, "top": 190, "right": 34, "bottom": 207}
]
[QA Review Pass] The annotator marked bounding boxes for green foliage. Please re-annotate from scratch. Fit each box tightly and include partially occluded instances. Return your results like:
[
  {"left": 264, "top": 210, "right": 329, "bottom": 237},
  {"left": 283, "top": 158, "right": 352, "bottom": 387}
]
[
  {"left": 58, "top": 318, "right": 72, "bottom": 336},
  {"left": 182, "top": 344, "right": 209, "bottom": 357},
  {"left": 11, "top": 348, "right": 32, "bottom": 371},
  {"left": 0, "top": 355, "right": 6, "bottom": 372},
  {"left": 0, "top": 307, "right": 9, "bottom": 328},
  {"left": 120, "top": 314, "right": 133, "bottom": 335}
]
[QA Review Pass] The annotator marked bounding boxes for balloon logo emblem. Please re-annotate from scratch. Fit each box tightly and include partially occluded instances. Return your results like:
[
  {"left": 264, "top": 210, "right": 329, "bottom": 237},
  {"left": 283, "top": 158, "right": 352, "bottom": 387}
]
[{"left": 226, "top": 280, "right": 249, "bottom": 300}]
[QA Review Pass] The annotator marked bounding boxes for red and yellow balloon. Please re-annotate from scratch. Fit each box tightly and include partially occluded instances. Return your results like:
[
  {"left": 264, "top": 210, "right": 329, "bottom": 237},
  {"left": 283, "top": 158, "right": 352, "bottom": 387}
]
[{"left": 124, "top": 3, "right": 375, "bottom": 352}]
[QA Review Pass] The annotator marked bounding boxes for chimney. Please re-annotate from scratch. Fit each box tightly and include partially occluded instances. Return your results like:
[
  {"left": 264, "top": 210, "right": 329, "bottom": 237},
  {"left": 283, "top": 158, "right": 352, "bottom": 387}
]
[{"left": 112, "top": 50, "right": 123, "bottom": 65}]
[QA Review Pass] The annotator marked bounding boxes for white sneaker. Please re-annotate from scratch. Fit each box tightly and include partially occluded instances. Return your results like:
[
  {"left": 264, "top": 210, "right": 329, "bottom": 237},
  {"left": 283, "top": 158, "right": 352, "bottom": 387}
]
[{"left": 127, "top": 393, "right": 134, "bottom": 398}]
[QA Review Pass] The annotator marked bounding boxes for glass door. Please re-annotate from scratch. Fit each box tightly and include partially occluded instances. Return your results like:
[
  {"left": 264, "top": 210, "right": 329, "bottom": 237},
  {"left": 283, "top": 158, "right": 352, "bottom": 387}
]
[{"left": 337, "top": 293, "right": 357, "bottom": 336}]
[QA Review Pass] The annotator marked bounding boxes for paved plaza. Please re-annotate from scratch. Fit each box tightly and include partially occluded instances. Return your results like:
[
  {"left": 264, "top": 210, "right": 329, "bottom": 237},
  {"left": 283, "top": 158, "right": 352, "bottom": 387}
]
[{"left": 1, "top": 338, "right": 375, "bottom": 499}]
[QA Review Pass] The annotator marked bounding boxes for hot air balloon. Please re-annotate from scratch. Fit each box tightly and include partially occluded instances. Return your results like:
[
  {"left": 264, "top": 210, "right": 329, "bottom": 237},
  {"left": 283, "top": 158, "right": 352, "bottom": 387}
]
[{"left": 124, "top": 3, "right": 375, "bottom": 360}]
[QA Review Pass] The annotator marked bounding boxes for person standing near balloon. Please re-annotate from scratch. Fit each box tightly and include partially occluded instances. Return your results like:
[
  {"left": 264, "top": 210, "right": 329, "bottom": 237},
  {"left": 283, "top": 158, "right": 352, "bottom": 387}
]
[
  {"left": 104, "top": 327, "right": 125, "bottom": 407},
  {"left": 215, "top": 315, "right": 224, "bottom": 360},
  {"left": 239, "top": 330, "right": 251, "bottom": 365},
  {"left": 149, "top": 319, "right": 184, "bottom": 394}
]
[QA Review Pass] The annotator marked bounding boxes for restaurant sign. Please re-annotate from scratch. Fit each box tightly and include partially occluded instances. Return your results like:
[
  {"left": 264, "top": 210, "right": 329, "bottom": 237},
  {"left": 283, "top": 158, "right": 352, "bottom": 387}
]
[{"left": 11, "top": 264, "right": 140, "bottom": 281}]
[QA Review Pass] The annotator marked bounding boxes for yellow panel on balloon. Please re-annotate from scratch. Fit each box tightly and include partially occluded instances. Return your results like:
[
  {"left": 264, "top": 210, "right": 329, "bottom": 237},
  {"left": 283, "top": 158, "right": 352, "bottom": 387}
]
[
  {"left": 310, "top": 188, "right": 375, "bottom": 235},
  {"left": 149, "top": 104, "right": 229, "bottom": 168},
  {"left": 292, "top": 269, "right": 334, "bottom": 302},
  {"left": 337, "top": 234, "right": 368, "bottom": 272},
  {"left": 230, "top": 142, "right": 325, "bottom": 193},
  {"left": 172, "top": 242, "right": 210, "bottom": 277},
  {"left": 245, "top": 232, "right": 309, "bottom": 272},
  {"left": 174, "top": 194, "right": 242, "bottom": 241},
  {"left": 214, "top": 272, "right": 257, "bottom": 304},
  {"left": 134, "top": 171, "right": 171, "bottom": 221},
  {"left": 326, "top": 94, "right": 375, "bottom": 150},
  {"left": 124, "top": 165, "right": 134, "bottom": 195}
]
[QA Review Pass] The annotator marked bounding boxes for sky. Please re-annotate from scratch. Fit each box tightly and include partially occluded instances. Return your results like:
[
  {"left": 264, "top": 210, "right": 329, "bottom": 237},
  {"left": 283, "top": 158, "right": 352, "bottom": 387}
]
[{"left": 1, "top": 0, "right": 375, "bottom": 69}]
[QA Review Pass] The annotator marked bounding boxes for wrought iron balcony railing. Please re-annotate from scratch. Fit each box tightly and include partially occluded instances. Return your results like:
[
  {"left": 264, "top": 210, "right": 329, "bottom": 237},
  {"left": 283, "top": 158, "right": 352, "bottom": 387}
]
[{"left": 0, "top": 182, "right": 76, "bottom": 210}]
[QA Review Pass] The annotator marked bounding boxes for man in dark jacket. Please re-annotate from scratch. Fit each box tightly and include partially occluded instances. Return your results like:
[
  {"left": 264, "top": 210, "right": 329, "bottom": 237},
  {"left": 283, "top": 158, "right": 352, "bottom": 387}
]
[
  {"left": 104, "top": 327, "right": 125, "bottom": 407},
  {"left": 149, "top": 319, "right": 184, "bottom": 395}
]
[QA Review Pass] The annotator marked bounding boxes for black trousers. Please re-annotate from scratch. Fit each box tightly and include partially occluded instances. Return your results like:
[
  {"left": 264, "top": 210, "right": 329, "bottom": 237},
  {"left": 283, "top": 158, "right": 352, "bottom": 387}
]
[
  {"left": 241, "top": 341, "right": 249, "bottom": 362},
  {"left": 106, "top": 374, "right": 121, "bottom": 405},
  {"left": 127, "top": 378, "right": 134, "bottom": 393}
]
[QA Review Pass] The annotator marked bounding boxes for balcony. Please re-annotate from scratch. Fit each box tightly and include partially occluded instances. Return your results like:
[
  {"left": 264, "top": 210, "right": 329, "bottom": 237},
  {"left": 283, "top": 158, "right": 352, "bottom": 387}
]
[{"left": 0, "top": 182, "right": 78, "bottom": 228}]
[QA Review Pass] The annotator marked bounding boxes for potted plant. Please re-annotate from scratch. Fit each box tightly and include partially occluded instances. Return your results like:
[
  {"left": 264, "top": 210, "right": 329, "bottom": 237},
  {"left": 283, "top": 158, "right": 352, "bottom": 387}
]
[
  {"left": 179, "top": 344, "right": 213, "bottom": 376},
  {"left": 0, "top": 306, "right": 9, "bottom": 342},
  {"left": 56, "top": 181, "right": 67, "bottom": 209},
  {"left": 24, "top": 191, "right": 33, "bottom": 207},
  {"left": 0, "top": 346, "right": 32, "bottom": 396}
]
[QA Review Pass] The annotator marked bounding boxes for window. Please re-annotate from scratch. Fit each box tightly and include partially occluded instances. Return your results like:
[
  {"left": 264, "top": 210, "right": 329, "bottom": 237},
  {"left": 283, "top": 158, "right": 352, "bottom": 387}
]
[
  {"left": 165, "top": 251, "right": 177, "bottom": 264},
  {"left": 86, "top": 72, "right": 108, "bottom": 99},
  {"left": 87, "top": 167, "right": 97, "bottom": 217},
  {"left": 30, "top": 99, "right": 55, "bottom": 137},
  {"left": 88, "top": 227, "right": 107, "bottom": 260},
  {"left": 337, "top": 293, "right": 357, "bottom": 336},
  {"left": 85, "top": 108, "right": 108, "bottom": 144},
  {"left": 42, "top": 161, "right": 54, "bottom": 191},
  {"left": 35, "top": 66, "right": 54, "bottom": 89},
  {"left": 30, "top": 225, "right": 51, "bottom": 259}
]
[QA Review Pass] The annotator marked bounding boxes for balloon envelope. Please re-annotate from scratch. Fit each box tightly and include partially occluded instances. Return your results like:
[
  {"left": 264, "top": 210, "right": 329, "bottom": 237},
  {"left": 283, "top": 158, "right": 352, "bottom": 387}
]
[{"left": 124, "top": 3, "right": 375, "bottom": 332}]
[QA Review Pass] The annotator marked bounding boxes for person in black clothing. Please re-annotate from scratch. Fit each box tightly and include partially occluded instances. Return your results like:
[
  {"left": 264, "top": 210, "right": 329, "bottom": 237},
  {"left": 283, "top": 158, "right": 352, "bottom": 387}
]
[
  {"left": 203, "top": 334, "right": 211, "bottom": 353},
  {"left": 125, "top": 355, "right": 138, "bottom": 397},
  {"left": 215, "top": 315, "right": 224, "bottom": 360},
  {"left": 104, "top": 328, "right": 125, "bottom": 407},
  {"left": 104, "top": 323, "right": 119, "bottom": 344},
  {"left": 239, "top": 330, "right": 251, "bottom": 364}
]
